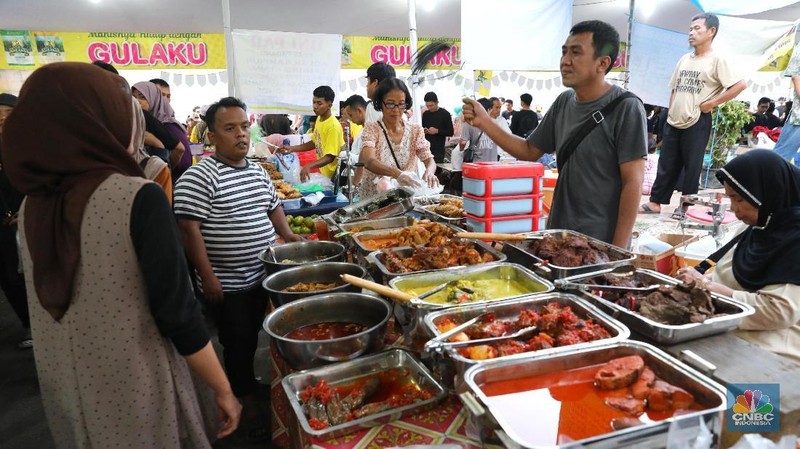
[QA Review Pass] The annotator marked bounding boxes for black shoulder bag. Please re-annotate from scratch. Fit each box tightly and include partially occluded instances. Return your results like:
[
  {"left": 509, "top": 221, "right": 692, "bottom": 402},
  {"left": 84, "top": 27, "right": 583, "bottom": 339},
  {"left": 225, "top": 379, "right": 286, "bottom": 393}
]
[
  {"left": 694, "top": 232, "right": 744, "bottom": 274},
  {"left": 556, "top": 91, "right": 639, "bottom": 172}
]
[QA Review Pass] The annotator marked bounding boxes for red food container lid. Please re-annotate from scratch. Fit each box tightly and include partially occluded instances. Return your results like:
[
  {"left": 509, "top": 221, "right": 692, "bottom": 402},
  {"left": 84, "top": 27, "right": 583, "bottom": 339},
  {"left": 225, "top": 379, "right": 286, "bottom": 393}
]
[{"left": 462, "top": 162, "right": 544, "bottom": 180}]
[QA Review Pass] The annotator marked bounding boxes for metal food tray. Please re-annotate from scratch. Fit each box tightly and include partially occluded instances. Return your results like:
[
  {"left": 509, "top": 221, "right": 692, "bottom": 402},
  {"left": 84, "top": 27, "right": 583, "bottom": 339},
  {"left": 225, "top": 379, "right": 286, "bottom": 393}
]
[
  {"left": 331, "top": 187, "right": 415, "bottom": 224},
  {"left": 352, "top": 222, "right": 464, "bottom": 255},
  {"left": 461, "top": 340, "right": 726, "bottom": 449},
  {"left": 422, "top": 292, "right": 630, "bottom": 380},
  {"left": 282, "top": 348, "right": 447, "bottom": 439},
  {"left": 502, "top": 229, "right": 636, "bottom": 280},
  {"left": 336, "top": 215, "right": 417, "bottom": 234},
  {"left": 413, "top": 194, "right": 465, "bottom": 224},
  {"left": 388, "top": 263, "right": 554, "bottom": 347},
  {"left": 366, "top": 238, "right": 506, "bottom": 285},
  {"left": 560, "top": 267, "right": 755, "bottom": 344}
]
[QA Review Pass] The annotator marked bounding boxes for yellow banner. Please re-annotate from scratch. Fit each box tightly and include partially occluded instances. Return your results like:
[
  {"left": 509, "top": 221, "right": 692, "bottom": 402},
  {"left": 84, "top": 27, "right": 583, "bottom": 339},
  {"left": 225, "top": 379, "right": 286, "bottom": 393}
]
[
  {"left": 341, "top": 36, "right": 461, "bottom": 70},
  {"left": 1, "top": 30, "right": 226, "bottom": 70},
  {"left": 760, "top": 24, "right": 798, "bottom": 72}
]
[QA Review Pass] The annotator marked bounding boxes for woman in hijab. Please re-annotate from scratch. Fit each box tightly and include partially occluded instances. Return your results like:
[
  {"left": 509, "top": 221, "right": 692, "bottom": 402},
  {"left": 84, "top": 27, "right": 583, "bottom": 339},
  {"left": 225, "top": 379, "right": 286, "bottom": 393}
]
[
  {"left": 133, "top": 81, "right": 193, "bottom": 179},
  {"left": 2, "top": 62, "right": 240, "bottom": 448},
  {"left": 677, "top": 150, "right": 800, "bottom": 363},
  {"left": 130, "top": 97, "right": 173, "bottom": 202}
]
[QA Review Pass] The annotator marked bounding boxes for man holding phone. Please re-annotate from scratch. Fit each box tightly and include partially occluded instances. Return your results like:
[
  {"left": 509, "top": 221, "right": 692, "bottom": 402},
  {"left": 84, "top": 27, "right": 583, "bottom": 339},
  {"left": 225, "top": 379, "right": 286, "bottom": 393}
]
[{"left": 421, "top": 91, "right": 454, "bottom": 163}]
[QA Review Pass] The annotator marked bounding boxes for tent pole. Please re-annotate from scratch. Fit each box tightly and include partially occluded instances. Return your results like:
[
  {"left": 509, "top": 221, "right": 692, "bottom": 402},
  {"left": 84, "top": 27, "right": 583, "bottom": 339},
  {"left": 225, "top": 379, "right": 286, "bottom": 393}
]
[
  {"left": 408, "top": 0, "right": 421, "bottom": 125},
  {"left": 222, "top": 0, "right": 236, "bottom": 97},
  {"left": 625, "top": 0, "right": 634, "bottom": 90}
]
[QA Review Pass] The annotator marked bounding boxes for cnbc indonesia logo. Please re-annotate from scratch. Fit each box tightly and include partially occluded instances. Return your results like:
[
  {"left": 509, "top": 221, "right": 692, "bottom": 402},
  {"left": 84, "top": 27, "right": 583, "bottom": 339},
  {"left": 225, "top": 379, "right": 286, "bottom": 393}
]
[{"left": 729, "top": 388, "right": 778, "bottom": 430}]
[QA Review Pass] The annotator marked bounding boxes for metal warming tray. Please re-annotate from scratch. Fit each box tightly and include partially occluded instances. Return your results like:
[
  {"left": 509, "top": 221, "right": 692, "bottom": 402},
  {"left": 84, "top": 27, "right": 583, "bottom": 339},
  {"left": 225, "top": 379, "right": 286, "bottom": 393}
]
[
  {"left": 365, "top": 238, "right": 506, "bottom": 284},
  {"left": 413, "top": 194, "right": 465, "bottom": 224},
  {"left": 282, "top": 348, "right": 447, "bottom": 439},
  {"left": 336, "top": 215, "right": 417, "bottom": 234},
  {"left": 422, "top": 292, "right": 629, "bottom": 381},
  {"left": 502, "top": 229, "right": 636, "bottom": 280},
  {"left": 352, "top": 222, "right": 464, "bottom": 255},
  {"left": 461, "top": 340, "right": 726, "bottom": 449},
  {"left": 330, "top": 187, "right": 415, "bottom": 224},
  {"left": 559, "top": 267, "right": 755, "bottom": 344},
  {"left": 388, "top": 263, "right": 554, "bottom": 347}
]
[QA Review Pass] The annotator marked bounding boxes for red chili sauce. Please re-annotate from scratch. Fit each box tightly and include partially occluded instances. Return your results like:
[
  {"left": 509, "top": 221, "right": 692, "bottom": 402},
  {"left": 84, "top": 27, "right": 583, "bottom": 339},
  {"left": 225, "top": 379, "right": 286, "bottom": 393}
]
[{"left": 285, "top": 321, "right": 368, "bottom": 340}]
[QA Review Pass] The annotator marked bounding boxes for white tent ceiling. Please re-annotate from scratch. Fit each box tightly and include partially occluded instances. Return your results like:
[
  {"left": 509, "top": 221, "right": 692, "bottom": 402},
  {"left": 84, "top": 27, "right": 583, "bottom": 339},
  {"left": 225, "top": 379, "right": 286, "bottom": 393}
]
[{"left": 4, "top": 0, "right": 799, "bottom": 38}]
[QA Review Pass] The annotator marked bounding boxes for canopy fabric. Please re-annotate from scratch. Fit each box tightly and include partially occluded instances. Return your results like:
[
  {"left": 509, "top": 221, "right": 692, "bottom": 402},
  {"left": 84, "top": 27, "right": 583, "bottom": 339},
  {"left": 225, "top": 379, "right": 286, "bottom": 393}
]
[{"left": 690, "top": 0, "right": 800, "bottom": 16}]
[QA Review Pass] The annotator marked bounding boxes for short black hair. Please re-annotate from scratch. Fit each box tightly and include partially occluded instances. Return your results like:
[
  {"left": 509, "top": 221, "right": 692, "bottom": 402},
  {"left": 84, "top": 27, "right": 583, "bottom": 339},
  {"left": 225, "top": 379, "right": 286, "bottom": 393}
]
[
  {"left": 489, "top": 97, "right": 500, "bottom": 106},
  {"left": 204, "top": 97, "right": 247, "bottom": 132},
  {"left": 570, "top": 20, "right": 620, "bottom": 74},
  {"left": 344, "top": 94, "right": 368, "bottom": 110},
  {"left": 373, "top": 78, "right": 412, "bottom": 112},
  {"left": 92, "top": 60, "right": 118, "bottom": 74},
  {"left": 505, "top": 99, "right": 513, "bottom": 105},
  {"left": 758, "top": 97, "right": 771, "bottom": 106},
  {"left": 477, "top": 98, "right": 491, "bottom": 111},
  {"left": 423, "top": 91, "right": 438, "bottom": 102},
  {"left": 259, "top": 114, "right": 292, "bottom": 136},
  {"left": 366, "top": 62, "right": 396, "bottom": 84},
  {"left": 149, "top": 78, "right": 170, "bottom": 88},
  {"left": 313, "top": 85, "right": 335, "bottom": 103},
  {"left": 692, "top": 12, "right": 719, "bottom": 38},
  {"left": 520, "top": 93, "right": 532, "bottom": 106}
]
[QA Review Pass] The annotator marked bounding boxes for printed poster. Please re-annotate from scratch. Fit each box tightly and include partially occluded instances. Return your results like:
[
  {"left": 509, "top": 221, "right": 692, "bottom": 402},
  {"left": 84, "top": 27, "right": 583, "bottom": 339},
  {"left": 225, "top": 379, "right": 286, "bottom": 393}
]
[
  {"left": 34, "top": 33, "right": 66, "bottom": 64},
  {"left": 2, "top": 30, "right": 35, "bottom": 66}
]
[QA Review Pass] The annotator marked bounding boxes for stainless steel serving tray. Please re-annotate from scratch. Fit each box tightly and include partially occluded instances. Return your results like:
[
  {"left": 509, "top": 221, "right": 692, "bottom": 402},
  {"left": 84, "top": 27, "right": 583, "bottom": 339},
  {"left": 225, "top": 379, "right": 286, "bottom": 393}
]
[
  {"left": 366, "top": 237, "right": 505, "bottom": 285},
  {"left": 502, "top": 229, "right": 636, "bottom": 280},
  {"left": 331, "top": 187, "right": 415, "bottom": 224},
  {"left": 422, "top": 292, "right": 629, "bottom": 380},
  {"left": 560, "top": 267, "right": 755, "bottom": 344},
  {"left": 282, "top": 348, "right": 447, "bottom": 439},
  {"left": 351, "top": 222, "right": 464, "bottom": 255},
  {"left": 336, "top": 216, "right": 417, "bottom": 234},
  {"left": 461, "top": 340, "right": 726, "bottom": 449},
  {"left": 413, "top": 194, "right": 465, "bottom": 224}
]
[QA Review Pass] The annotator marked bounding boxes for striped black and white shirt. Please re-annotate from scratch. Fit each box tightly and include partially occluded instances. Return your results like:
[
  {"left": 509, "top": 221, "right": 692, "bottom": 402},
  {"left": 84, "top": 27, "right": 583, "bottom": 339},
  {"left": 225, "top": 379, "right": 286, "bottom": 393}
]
[{"left": 174, "top": 157, "right": 280, "bottom": 292}]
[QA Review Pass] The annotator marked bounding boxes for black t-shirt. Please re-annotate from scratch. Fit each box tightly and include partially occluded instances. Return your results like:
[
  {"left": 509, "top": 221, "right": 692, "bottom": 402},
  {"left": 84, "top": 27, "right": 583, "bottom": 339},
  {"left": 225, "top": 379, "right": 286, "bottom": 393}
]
[
  {"left": 510, "top": 109, "right": 539, "bottom": 137},
  {"left": 143, "top": 110, "right": 180, "bottom": 150},
  {"left": 421, "top": 108, "right": 454, "bottom": 162},
  {"left": 0, "top": 144, "right": 24, "bottom": 240}
]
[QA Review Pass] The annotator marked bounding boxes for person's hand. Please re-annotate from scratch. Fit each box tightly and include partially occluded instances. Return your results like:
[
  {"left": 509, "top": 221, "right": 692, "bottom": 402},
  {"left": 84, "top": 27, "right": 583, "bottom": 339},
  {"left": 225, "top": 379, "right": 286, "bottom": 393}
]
[
  {"left": 214, "top": 389, "right": 242, "bottom": 439},
  {"left": 397, "top": 171, "right": 424, "bottom": 189},
  {"left": 426, "top": 127, "right": 438, "bottom": 135},
  {"left": 423, "top": 170, "right": 438, "bottom": 188},
  {"left": 283, "top": 233, "right": 305, "bottom": 242},
  {"left": 462, "top": 98, "right": 490, "bottom": 128},
  {"left": 676, "top": 267, "right": 710, "bottom": 287},
  {"left": 699, "top": 101, "right": 714, "bottom": 114},
  {"left": 202, "top": 274, "right": 224, "bottom": 303},
  {"left": 299, "top": 165, "right": 311, "bottom": 183}
]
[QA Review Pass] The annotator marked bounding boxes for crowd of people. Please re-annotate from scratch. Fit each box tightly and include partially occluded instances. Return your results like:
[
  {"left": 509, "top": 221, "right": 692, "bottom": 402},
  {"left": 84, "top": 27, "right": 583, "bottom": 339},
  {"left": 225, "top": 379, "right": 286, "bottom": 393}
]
[{"left": 0, "top": 10, "right": 799, "bottom": 449}]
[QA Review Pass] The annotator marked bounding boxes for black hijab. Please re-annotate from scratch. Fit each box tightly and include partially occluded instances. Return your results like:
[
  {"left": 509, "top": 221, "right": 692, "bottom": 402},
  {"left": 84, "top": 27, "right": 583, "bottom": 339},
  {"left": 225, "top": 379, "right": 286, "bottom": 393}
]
[{"left": 716, "top": 149, "right": 800, "bottom": 290}]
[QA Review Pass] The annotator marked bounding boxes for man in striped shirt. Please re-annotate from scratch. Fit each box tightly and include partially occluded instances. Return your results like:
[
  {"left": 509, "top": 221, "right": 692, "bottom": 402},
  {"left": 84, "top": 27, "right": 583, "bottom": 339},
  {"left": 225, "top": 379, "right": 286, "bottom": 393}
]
[{"left": 174, "top": 97, "right": 300, "bottom": 440}]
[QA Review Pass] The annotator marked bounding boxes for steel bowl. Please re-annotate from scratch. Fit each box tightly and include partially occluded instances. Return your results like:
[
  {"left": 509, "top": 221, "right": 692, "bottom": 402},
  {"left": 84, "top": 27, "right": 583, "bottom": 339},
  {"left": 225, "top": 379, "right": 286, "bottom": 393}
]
[
  {"left": 259, "top": 241, "right": 345, "bottom": 276},
  {"left": 262, "top": 262, "right": 367, "bottom": 308},
  {"left": 264, "top": 293, "right": 391, "bottom": 370}
]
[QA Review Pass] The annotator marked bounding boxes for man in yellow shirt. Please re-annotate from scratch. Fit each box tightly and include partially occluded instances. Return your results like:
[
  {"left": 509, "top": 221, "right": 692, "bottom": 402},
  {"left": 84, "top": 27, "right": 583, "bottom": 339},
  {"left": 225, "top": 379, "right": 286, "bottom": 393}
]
[{"left": 281, "top": 86, "right": 344, "bottom": 182}]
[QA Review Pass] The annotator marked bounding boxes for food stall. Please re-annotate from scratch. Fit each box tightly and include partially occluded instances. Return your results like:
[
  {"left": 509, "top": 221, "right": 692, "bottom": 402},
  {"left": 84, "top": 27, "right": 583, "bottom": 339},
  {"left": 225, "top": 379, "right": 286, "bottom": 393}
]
[{"left": 259, "top": 164, "right": 800, "bottom": 449}]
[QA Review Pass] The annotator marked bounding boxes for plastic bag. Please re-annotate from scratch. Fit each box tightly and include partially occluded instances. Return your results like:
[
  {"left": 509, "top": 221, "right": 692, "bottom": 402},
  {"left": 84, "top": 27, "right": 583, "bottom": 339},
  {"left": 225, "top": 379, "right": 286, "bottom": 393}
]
[
  {"left": 307, "top": 172, "right": 334, "bottom": 190},
  {"left": 271, "top": 153, "right": 301, "bottom": 185},
  {"left": 451, "top": 147, "right": 464, "bottom": 171}
]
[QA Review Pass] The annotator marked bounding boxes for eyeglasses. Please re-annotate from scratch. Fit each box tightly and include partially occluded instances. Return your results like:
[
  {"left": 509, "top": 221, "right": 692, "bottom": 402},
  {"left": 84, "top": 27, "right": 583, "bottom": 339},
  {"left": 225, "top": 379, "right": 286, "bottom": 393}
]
[{"left": 383, "top": 102, "right": 408, "bottom": 110}]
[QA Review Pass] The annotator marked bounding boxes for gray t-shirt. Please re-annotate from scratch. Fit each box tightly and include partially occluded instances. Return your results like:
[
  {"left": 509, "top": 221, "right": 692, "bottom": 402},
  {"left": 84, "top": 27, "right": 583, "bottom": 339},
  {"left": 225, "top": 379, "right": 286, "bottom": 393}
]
[
  {"left": 529, "top": 85, "right": 647, "bottom": 243},
  {"left": 462, "top": 122, "right": 498, "bottom": 162}
]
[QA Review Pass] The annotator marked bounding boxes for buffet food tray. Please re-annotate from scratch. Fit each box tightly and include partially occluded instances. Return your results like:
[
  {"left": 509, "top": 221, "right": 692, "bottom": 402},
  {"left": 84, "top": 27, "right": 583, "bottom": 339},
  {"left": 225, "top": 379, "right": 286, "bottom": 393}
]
[
  {"left": 560, "top": 267, "right": 755, "bottom": 344},
  {"left": 413, "top": 194, "right": 465, "bottom": 224},
  {"left": 330, "top": 187, "right": 415, "bottom": 224},
  {"left": 351, "top": 222, "right": 464, "bottom": 255},
  {"left": 422, "top": 292, "right": 629, "bottom": 381},
  {"left": 461, "top": 340, "right": 726, "bottom": 449},
  {"left": 502, "top": 229, "right": 636, "bottom": 280},
  {"left": 282, "top": 348, "right": 447, "bottom": 439},
  {"left": 388, "top": 263, "right": 553, "bottom": 347},
  {"left": 365, "top": 237, "right": 505, "bottom": 285},
  {"left": 336, "top": 215, "right": 417, "bottom": 234}
]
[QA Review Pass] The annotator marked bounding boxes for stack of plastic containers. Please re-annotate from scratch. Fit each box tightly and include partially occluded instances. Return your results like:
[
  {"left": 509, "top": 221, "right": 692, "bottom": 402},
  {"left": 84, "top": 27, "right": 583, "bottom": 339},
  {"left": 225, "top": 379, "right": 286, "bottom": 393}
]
[{"left": 461, "top": 162, "right": 546, "bottom": 233}]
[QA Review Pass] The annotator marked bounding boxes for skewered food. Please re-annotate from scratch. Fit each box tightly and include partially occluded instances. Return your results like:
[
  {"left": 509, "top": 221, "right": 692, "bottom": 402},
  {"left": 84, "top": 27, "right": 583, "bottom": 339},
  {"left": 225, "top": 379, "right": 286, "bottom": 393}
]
[
  {"left": 434, "top": 303, "right": 612, "bottom": 360},
  {"left": 524, "top": 233, "right": 621, "bottom": 267}
]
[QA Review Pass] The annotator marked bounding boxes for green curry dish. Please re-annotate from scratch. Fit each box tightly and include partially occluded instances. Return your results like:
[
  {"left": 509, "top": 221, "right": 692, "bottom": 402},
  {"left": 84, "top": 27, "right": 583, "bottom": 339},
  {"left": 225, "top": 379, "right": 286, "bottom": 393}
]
[{"left": 445, "top": 280, "right": 485, "bottom": 304}]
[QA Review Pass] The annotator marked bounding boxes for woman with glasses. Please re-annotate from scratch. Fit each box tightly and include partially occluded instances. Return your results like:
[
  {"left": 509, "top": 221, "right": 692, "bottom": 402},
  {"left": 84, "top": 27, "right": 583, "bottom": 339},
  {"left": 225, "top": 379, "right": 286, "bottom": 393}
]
[{"left": 357, "top": 78, "right": 437, "bottom": 199}]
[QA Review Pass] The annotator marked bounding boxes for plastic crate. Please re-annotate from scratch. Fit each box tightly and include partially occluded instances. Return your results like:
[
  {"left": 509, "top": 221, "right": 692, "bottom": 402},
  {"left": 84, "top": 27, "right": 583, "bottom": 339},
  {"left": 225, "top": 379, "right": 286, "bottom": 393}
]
[
  {"left": 462, "top": 162, "right": 544, "bottom": 197},
  {"left": 464, "top": 213, "right": 547, "bottom": 234},
  {"left": 463, "top": 193, "right": 543, "bottom": 218},
  {"left": 297, "top": 150, "right": 320, "bottom": 173}
]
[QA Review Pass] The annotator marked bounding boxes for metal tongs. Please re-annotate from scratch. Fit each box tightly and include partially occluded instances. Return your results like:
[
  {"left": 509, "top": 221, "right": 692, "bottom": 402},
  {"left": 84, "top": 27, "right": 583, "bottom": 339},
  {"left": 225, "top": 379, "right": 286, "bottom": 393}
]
[
  {"left": 424, "top": 312, "right": 538, "bottom": 352},
  {"left": 455, "top": 232, "right": 543, "bottom": 241},
  {"left": 553, "top": 265, "right": 668, "bottom": 293}
]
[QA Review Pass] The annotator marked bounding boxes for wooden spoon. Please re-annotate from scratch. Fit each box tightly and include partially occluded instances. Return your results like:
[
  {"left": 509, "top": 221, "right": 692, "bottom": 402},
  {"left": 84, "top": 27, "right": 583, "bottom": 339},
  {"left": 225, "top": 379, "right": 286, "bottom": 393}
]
[{"left": 341, "top": 274, "right": 415, "bottom": 303}]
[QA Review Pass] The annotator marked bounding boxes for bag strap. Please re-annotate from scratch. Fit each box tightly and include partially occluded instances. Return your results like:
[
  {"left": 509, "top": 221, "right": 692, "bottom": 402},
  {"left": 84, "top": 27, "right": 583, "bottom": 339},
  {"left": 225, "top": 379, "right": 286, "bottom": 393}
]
[
  {"left": 139, "top": 157, "right": 150, "bottom": 171},
  {"left": 378, "top": 121, "right": 402, "bottom": 169},
  {"left": 694, "top": 231, "right": 744, "bottom": 274},
  {"left": 556, "top": 91, "right": 639, "bottom": 172}
]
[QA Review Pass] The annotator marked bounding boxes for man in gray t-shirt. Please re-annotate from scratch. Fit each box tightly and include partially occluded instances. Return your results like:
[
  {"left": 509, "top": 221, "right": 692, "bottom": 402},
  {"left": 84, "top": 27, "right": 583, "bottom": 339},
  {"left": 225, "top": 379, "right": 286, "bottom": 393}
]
[{"left": 462, "top": 20, "right": 646, "bottom": 247}]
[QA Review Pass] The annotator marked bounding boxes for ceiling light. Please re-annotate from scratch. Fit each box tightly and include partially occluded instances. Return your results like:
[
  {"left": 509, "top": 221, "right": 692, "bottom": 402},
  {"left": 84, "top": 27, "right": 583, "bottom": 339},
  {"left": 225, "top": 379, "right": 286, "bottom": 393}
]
[
  {"left": 88, "top": 0, "right": 102, "bottom": 4},
  {"left": 639, "top": 1, "right": 656, "bottom": 20},
  {"left": 420, "top": 0, "right": 436, "bottom": 12}
]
